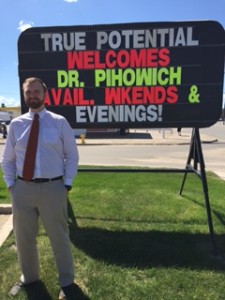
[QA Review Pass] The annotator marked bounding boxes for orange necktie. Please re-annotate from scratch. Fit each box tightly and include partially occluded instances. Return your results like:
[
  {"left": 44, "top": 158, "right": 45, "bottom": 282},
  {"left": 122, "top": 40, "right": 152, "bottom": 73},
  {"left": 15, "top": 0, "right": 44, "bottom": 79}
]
[{"left": 22, "top": 114, "right": 39, "bottom": 181}]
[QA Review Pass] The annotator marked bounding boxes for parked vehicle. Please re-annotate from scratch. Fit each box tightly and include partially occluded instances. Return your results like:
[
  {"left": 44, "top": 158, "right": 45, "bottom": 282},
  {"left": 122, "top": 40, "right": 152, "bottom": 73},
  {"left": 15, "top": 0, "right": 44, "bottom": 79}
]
[
  {"left": 0, "top": 121, "right": 7, "bottom": 138},
  {"left": 0, "top": 111, "right": 13, "bottom": 125}
]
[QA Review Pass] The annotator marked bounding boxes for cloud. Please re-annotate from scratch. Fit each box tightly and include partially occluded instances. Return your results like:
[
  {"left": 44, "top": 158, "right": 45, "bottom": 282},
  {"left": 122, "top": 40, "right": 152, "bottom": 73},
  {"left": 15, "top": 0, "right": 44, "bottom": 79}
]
[
  {"left": 0, "top": 96, "right": 20, "bottom": 107},
  {"left": 17, "top": 20, "right": 34, "bottom": 32},
  {"left": 64, "top": 0, "right": 78, "bottom": 3}
]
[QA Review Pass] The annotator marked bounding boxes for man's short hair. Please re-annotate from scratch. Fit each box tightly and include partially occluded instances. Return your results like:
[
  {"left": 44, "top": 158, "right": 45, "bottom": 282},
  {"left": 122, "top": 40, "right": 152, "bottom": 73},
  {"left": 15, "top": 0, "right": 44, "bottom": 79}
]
[{"left": 23, "top": 77, "right": 47, "bottom": 92}]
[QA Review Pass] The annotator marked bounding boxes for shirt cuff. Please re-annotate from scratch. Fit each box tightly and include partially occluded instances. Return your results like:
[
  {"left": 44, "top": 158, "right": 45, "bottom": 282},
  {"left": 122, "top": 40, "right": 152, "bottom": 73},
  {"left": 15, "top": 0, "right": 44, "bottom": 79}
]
[
  {"left": 6, "top": 179, "right": 16, "bottom": 189},
  {"left": 64, "top": 178, "right": 73, "bottom": 186}
]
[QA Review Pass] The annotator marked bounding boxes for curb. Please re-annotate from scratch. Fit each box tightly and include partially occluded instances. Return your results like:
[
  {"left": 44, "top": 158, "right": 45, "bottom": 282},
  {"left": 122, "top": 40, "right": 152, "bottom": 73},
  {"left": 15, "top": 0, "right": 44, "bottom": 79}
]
[
  {"left": 0, "top": 204, "right": 12, "bottom": 214},
  {"left": 0, "top": 204, "right": 13, "bottom": 247},
  {"left": 76, "top": 136, "right": 218, "bottom": 146}
]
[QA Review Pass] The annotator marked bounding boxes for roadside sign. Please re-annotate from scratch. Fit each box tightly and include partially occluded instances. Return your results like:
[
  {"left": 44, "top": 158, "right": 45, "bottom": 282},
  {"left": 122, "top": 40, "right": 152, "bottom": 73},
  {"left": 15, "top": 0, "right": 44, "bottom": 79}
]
[{"left": 18, "top": 21, "right": 225, "bottom": 128}]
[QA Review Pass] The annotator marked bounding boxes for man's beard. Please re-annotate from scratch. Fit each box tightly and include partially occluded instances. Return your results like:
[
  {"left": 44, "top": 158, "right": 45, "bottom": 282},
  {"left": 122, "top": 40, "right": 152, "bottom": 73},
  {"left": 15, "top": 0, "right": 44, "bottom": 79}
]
[{"left": 26, "top": 98, "right": 44, "bottom": 109}]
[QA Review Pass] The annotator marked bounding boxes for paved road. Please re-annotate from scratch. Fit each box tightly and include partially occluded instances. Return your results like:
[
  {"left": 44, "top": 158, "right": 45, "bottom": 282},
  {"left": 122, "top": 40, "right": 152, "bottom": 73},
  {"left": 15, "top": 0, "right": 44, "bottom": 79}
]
[
  {"left": 76, "top": 122, "right": 225, "bottom": 180},
  {"left": 0, "top": 121, "right": 224, "bottom": 179}
]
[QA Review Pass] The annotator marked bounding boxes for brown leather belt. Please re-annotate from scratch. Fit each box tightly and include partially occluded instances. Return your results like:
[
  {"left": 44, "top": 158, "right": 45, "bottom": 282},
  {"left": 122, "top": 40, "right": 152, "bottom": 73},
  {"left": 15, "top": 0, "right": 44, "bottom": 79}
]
[{"left": 18, "top": 176, "right": 63, "bottom": 183}]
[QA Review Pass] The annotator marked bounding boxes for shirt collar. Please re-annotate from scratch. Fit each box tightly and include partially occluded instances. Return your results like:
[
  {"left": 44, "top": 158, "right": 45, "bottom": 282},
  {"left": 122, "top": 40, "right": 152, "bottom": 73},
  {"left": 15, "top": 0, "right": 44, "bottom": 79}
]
[{"left": 28, "top": 108, "right": 47, "bottom": 119}]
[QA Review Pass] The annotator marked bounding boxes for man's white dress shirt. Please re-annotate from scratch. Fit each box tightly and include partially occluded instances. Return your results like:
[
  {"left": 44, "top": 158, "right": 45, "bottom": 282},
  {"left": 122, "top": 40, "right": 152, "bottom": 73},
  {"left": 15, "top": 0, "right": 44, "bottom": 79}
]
[{"left": 1, "top": 108, "right": 79, "bottom": 188}]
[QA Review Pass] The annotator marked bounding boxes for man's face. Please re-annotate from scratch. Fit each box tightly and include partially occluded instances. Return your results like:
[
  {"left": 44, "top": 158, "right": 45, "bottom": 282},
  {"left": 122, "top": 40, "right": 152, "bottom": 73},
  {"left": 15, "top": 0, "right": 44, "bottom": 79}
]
[{"left": 23, "top": 81, "right": 45, "bottom": 109}]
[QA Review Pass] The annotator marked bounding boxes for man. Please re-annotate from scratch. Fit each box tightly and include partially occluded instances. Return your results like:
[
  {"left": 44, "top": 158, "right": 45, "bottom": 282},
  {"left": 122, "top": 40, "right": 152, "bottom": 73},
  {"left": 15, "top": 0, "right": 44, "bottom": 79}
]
[
  {"left": 177, "top": 127, "right": 182, "bottom": 136},
  {"left": 1, "top": 77, "right": 79, "bottom": 299}
]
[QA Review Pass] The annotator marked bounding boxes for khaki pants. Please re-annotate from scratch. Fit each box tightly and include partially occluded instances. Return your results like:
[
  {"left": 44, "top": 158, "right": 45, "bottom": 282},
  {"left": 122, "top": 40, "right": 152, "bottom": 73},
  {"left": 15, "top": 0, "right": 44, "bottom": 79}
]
[{"left": 10, "top": 179, "right": 74, "bottom": 287}]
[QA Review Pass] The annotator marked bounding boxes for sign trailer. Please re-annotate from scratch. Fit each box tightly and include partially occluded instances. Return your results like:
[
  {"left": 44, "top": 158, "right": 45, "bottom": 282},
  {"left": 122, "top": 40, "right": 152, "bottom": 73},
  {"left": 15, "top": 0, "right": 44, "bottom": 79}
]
[{"left": 18, "top": 21, "right": 225, "bottom": 255}]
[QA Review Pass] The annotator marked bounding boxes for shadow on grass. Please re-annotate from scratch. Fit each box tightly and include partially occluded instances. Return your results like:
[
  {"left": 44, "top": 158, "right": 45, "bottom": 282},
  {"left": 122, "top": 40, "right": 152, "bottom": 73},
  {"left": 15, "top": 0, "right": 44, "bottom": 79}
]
[
  {"left": 69, "top": 225, "right": 225, "bottom": 271},
  {"left": 181, "top": 193, "right": 225, "bottom": 226}
]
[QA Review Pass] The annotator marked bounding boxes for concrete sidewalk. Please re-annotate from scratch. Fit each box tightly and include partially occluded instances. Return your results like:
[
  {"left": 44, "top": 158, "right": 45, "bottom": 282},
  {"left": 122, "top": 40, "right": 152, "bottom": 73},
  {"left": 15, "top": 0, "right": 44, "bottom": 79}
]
[
  {"left": 76, "top": 128, "right": 217, "bottom": 145},
  {"left": 0, "top": 127, "right": 218, "bottom": 146}
]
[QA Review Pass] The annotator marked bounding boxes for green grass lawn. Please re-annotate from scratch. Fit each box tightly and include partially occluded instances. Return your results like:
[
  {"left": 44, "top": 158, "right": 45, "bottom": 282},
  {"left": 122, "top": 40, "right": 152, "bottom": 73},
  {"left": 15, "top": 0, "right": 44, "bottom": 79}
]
[{"left": 1, "top": 168, "right": 225, "bottom": 299}]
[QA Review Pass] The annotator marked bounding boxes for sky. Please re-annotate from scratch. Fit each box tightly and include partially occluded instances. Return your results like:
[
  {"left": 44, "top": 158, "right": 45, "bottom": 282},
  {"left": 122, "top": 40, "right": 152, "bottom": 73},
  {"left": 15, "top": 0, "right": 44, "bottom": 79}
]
[{"left": 0, "top": 0, "right": 224, "bottom": 107}]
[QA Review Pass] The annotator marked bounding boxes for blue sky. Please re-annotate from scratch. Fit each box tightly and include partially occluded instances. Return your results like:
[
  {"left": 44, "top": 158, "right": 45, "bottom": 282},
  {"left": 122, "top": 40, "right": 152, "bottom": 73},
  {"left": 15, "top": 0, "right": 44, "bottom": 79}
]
[{"left": 0, "top": 0, "right": 224, "bottom": 107}]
